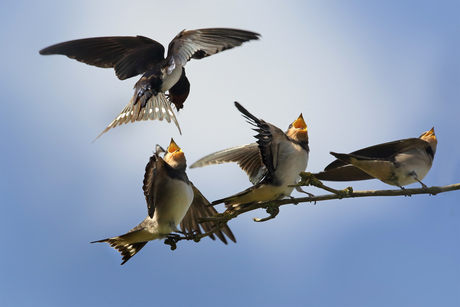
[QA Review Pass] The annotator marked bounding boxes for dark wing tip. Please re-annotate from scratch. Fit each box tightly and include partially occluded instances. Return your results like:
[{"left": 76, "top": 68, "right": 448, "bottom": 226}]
[
  {"left": 210, "top": 198, "right": 225, "bottom": 206},
  {"left": 324, "top": 152, "right": 349, "bottom": 171},
  {"left": 313, "top": 165, "right": 375, "bottom": 182},
  {"left": 39, "top": 48, "right": 49, "bottom": 55},
  {"left": 234, "top": 101, "right": 246, "bottom": 113},
  {"left": 328, "top": 151, "right": 350, "bottom": 162},
  {"left": 90, "top": 239, "right": 107, "bottom": 244},
  {"left": 194, "top": 27, "right": 261, "bottom": 38},
  {"left": 329, "top": 151, "right": 339, "bottom": 157},
  {"left": 234, "top": 101, "right": 261, "bottom": 125},
  {"left": 38, "top": 43, "right": 70, "bottom": 56}
]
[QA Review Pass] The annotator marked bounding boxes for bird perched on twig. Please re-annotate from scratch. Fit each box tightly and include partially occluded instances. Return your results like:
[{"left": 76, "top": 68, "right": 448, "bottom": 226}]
[
  {"left": 312, "top": 127, "right": 437, "bottom": 190},
  {"left": 39, "top": 28, "right": 260, "bottom": 139},
  {"left": 191, "top": 101, "right": 310, "bottom": 210},
  {"left": 91, "top": 138, "right": 235, "bottom": 265}
]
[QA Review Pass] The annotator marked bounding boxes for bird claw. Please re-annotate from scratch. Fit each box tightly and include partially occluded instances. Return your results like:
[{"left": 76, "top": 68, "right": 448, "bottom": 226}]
[
  {"left": 399, "top": 186, "right": 412, "bottom": 197},
  {"left": 183, "top": 230, "right": 199, "bottom": 242},
  {"left": 417, "top": 179, "right": 429, "bottom": 190},
  {"left": 164, "top": 234, "right": 182, "bottom": 250},
  {"left": 289, "top": 196, "right": 299, "bottom": 205},
  {"left": 296, "top": 186, "right": 315, "bottom": 197},
  {"left": 295, "top": 186, "right": 316, "bottom": 204},
  {"left": 410, "top": 171, "right": 431, "bottom": 194},
  {"left": 297, "top": 172, "right": 347, "bottom": 196}
]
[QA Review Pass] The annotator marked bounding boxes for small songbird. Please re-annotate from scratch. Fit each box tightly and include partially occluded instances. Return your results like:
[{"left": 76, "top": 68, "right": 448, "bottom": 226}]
[
  {"left": 39, "top": 28, "right": 260, "bottom": 138},
  {"left": 91, "top": 139, "right": 235, "bottom": 265},
  {"left": 191, "top": 101, "right": 309, "bottom": 210},
  {"left": 313, "top": 127, "right": 437, "bottom": 190}
]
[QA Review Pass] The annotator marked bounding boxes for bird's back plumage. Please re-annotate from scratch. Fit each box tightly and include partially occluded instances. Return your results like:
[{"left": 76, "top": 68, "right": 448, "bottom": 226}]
[{"left": 313, "top": 128, "right": 437, "bottom": 188}]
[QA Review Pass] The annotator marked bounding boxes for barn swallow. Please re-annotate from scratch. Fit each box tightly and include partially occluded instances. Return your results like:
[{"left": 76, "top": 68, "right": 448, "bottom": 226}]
[
  {"left": 191, "top": 101, "right": 309, "bottom": 209},
  {"left": 39, "top": 28, "right": 260, "bottom": 138},
  {"left": 313, "top": 127, "right": 437, "bottom": 189},
  {"left": 91, "top": 138, "right": 235, "bottom": 265}
]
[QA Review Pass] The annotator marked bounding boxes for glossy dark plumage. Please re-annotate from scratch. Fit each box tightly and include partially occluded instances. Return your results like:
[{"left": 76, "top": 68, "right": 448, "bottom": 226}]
[
  {"left": 39, "top": 28, "right": 260, "bottom": 138},
  {"left": 313, "top": 128, "right": 437, "bottom": 189},
  {"left": 191, "top": 102, "right": 309, "bottom": 209}
]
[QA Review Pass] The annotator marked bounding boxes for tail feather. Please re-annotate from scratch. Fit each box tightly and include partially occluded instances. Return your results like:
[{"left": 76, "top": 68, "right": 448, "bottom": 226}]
[
  {"left": 141, "top": 96, "right": 152, "bottom": 121},
  {"left": 91, "top": 237, "right": 148, "bottom": 265},
  {"left": 211, "top": 186, "right": 254, "bottom": 208},
  {"left": 92, "top": 93, "right": 181, "bottom": 142},
  {"left": 129, "top": 97, "right": 141, "bottom": 123}
]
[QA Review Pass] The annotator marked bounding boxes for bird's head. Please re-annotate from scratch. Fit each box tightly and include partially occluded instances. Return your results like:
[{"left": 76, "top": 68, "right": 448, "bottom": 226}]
[
  {"left": 286, "top": 113, "right": 308, "bottom": 143},
  {"left": 164, "top": 138, "right": 187, "bottom": 169},
  {"left": 420, "top": 127, "right": 437, "bottom": 154}
]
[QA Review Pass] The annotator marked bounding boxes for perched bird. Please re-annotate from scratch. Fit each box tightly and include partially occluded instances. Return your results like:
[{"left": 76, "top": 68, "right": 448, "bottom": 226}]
[
  {"left": 92, "top": 138, "right": 235, "bottom": 265},
  {"left": 191, "top": 101, "right": 309, "bottom": 210},
  {"left": 39, "top": 28, "right": 260, "bottom": 138},
  {"left": 313, "top": 127, "right": 437, "bottom": 190}
]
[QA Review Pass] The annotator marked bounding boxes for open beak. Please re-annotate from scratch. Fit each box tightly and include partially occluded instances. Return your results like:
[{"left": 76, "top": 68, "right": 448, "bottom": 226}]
[
  {"left": 421, "top": 127, "right": 436, "bottom": 140},
  {"left": 292, "top": 114, "right": 307, "bottom": 130},
  {"left": 167, "top": 138, "right": 182, "bottom": 153}
]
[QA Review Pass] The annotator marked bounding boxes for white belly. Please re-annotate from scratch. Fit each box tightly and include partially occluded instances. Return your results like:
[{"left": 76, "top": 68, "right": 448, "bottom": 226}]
[
  {"left": 153, "top": 179, "right": 194, "bottom": 235},
  {"left": 161, "top": 64, "right": 182, "bottom": 92},
  {"left": 274, "top": 141, "right": 309, "bottom": 186},
  {"left": 393, "top": 149, "right": 431, "bottom": 186}
]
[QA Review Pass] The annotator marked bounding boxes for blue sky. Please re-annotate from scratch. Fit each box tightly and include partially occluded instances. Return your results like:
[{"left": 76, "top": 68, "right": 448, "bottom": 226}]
[{"left": 1, "top": 1, "right": 459, "bottom": 306}]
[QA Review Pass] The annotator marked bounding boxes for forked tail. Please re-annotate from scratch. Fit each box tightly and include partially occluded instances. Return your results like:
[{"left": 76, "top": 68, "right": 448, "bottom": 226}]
[{"left": 92, "top": 92, "right": 181, "bottom": 142}]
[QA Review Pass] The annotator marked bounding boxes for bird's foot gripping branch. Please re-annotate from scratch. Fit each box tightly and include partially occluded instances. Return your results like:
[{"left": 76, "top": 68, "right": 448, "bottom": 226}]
[{"left": 294, "top": 172, "right": 354, "bottom": 198}]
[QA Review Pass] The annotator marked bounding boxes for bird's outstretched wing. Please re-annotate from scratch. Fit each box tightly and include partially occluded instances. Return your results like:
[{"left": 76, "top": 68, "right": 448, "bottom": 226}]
[
  {"left": 190, "top": 143, "right": 265, "bottom": 185},
  {"left": 313, "top": 164, "right": 375, "bottom": 181},
  {"left": 234, "top": 101, "right": 286, "bottom": 182},
  {"left": 167, "top": 28, "right": 260, "bottom": 68},
  {"left": 142, "top": 146, "right": 165, "bottom": 218},
  {"left": 39, "top": 36, "right": 165, "bottom": 80}
]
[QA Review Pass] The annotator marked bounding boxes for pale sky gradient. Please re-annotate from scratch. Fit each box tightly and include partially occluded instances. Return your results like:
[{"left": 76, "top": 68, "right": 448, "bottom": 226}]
[{"left": 1, "top": 1, "right": 459, "bottom": 306}]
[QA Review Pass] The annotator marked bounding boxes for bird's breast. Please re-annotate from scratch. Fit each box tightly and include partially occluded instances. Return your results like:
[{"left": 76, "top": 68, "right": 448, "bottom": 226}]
[
  {"left": 393, "top": 149, "right": 432, "bottom": 185},
  {"left": 274, "top": 142, "right": 309, "bottom": 185},
  {"left": 161, "top": 65, "right": 183, "bottom": 92},
  {"left": 153, "top": 179, "right": 194, "bottom": 234}
]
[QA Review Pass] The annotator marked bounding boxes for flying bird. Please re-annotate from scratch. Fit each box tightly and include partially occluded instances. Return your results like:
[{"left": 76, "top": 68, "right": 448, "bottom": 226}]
[
  {"left": 312, "top": 127, "right": 437, "bottom": 190},
  {"left": 92, "top": 138, "right": 235, "bottom": 265},
  {"left": 39, "top": 28, "right": 260, "bottom": 138},
  {"left": 191, "top": 101, "right": 309, "bottom": 210}
]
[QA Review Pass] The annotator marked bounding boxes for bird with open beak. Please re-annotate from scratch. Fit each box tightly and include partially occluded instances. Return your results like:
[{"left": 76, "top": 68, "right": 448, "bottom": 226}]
[
  {"left": 191, "top": 101, "right": 309, "bottom": 210},
  {"left": 312, "top": 128, "right": 437, "bottom": 190},
  {"left": 92, "top": 138, "right": 235, "bottom": 265},
  {"left": 39, "top": 28, "right": 260, "bottom": 138}
]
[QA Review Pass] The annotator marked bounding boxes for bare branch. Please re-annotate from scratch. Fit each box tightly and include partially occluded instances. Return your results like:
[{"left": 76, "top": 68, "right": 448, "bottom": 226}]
[{"left": 164, "top": 172, "right": 460, "bottom": 249}]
